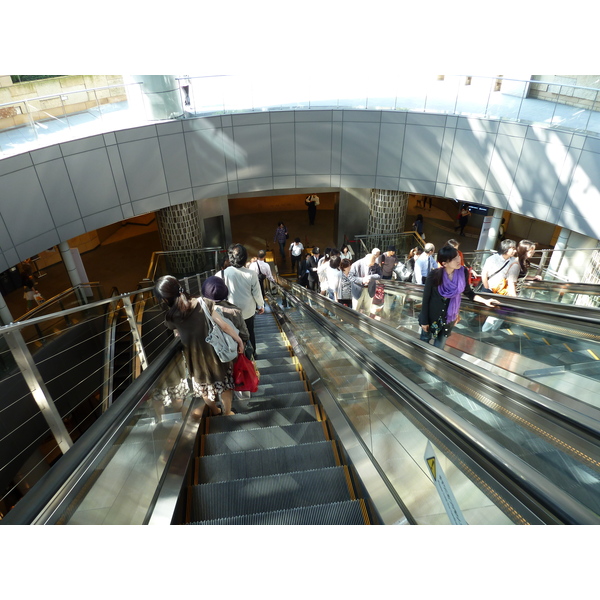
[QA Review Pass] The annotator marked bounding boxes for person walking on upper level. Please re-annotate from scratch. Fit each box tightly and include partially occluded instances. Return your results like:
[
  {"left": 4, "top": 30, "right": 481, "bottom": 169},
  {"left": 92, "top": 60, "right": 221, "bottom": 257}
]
[
  {"left": 305, "top": 194, "right": 319, "bottom": 225},
  {"left": 289, "top": 237, "right": 304, "bottom": 275},
  {"left": 455, "top": 205, "right": 471, "bottom": 236},
  {"left": 274, "top": 222, "right": 288, "bottom": 264},
  {"left": 414, "top": 243, "right": 437, "bottom": 284},
  {"left": 413, "top": 214, "right": 425, "bottom": 240}
]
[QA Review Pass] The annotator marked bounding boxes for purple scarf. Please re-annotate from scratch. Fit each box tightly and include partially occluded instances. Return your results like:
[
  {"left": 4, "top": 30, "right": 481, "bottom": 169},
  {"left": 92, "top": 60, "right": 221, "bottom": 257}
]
[{"left": 438, "top": 267, "right": 465, "bottom": 323}]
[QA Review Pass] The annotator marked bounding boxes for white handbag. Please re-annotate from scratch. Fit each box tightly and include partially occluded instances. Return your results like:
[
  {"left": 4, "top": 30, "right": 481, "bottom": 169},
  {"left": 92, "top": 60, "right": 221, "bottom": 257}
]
[{"left": 199, "top": 299, "right": 239, "bottom": 362}]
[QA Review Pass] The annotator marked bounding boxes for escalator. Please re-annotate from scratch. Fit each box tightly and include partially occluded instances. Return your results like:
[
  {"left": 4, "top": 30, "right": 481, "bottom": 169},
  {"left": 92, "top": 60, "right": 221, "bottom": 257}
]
[
  {"left": 4, "top": 279, "right": 600, "bottom": 524},
  {"left": 181, "top": 311, "right": 373, "bottom": 524}
]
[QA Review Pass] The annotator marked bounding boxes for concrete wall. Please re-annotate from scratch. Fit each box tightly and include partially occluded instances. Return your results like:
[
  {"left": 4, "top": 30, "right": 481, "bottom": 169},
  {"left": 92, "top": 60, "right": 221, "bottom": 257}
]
[
  {"left": 0, "top": 109, "right": 599, "bottom": 271},
  {"left": 0, "top": 75, "right": 126, "bottom": 130}
]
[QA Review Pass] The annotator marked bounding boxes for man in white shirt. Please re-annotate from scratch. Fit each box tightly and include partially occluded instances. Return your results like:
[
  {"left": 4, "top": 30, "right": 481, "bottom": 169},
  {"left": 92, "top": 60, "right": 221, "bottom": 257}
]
[
  {"left": 414, "top": 243, "right": 437, "bottom": 284},
  {"left": 481, "top": 239, "right": 517, "bottom": 293},
  {"left": 289, "top": 237, "right": 304, "bottom": 275},
  {"left": 249, "top": 250, "right": 275, "bottom": 297},
  {"left": 219, "top": 244, "right": 264, "bottom": 358}
]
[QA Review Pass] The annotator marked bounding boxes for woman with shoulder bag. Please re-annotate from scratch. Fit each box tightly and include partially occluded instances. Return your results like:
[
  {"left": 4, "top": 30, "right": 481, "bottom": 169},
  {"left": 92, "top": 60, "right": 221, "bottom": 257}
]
[
  {"left": 155, "top": 275, "right": 244, "bottom": 416},
  {"left": 419, "top": 245, "right": 498, "bottom": 349}
]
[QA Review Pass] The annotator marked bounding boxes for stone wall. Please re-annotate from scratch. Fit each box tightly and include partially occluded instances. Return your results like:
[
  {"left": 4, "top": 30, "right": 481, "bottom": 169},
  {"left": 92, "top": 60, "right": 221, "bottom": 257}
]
[
  {"left": 528, "top": 75, "right": 600, "bottom": 111},
  {"left": 0, "top": 75, "right": 126, "bottom": 130}
]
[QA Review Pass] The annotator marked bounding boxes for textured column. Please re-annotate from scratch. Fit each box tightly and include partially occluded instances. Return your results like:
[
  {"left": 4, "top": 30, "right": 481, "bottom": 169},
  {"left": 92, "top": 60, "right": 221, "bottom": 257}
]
[
  {"left": 367, "top": 189, "right": 409, "bottom": 236},
  {"left": 156, "top": 202, "right": 203, "bottom": 278},
  {"left": 364, "top": 189, "right": 409, "bottom": 256}
]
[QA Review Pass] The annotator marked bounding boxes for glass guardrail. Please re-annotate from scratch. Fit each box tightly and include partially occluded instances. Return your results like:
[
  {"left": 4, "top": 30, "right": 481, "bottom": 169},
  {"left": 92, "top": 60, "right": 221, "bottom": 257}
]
[
  {"left": 2, "top": 75, "right": 600, "bottom": 159},
  {"left": 275, "top": 283, "right": 600, "bottom": 523}
]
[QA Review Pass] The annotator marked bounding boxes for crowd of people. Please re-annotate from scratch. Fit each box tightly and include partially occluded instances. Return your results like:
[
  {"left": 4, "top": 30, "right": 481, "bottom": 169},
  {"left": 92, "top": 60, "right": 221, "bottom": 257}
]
[{"left": 153, "top": 206, "right": 542, "bottom": 417}]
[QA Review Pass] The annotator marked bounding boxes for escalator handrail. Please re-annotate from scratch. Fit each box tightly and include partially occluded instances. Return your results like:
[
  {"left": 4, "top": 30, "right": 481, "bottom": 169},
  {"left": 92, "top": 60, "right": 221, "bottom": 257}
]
[
  {"left": 383, "top": 279, "right": 600, "bottom": 327},
  {"left": 279, "top": 286, "right": 600, "bottom": 524},
  {"left": 285, "top": 280, "right": 600, "bottom": 434},
  {"left": 0, "top": 336, "right": 182, "bottom": 525}
]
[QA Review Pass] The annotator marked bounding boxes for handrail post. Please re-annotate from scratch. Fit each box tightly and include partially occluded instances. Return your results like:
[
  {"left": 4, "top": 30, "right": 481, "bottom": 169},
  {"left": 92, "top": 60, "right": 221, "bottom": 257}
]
[
  {"left": 122, "top": 296, "right": 148, "bottom": 371},
  {"left": 4, "top": 329, "right": 73, "bottom": 454}
]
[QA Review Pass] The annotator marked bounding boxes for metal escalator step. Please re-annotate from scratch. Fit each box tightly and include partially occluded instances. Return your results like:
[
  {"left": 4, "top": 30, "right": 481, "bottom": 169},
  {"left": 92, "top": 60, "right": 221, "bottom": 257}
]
[
  {"left": 234, "top": 391, "right": 312, "bottom": 413},
  {"left": 255, "top": 348, "right": 292, "bottom": 359},
  {"left": 207, "top": 405, "right": 319, "bottom": 433},
  {"left": 252, "top": 380, "right": 307, "bottom": 397},
  {"left": 198, "top": 440, "right": 338, "bottom": 483},
  {"left": 255, "top": 356, "right": 296, "bottom": 369},
  {"left": 190, "top": 499, "right": 369, "bottom": 525},
  {"left": 189, "top": 466, "right": 354, "bottom": 521},
  {"left": 258, "top": 371, "right": 304, "bottom": 385},
  {"left": 256, "top": 363, "right": 299, "bottom": 376},
  {"left": 202, "top": 421, "right": 328, "bottom": 455}
]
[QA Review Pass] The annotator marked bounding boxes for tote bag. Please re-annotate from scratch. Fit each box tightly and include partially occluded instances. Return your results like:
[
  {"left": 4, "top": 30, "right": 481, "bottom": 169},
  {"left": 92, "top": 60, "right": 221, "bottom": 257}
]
[{"left": 199, "top": 299, "right": 239, "bottom": 362}]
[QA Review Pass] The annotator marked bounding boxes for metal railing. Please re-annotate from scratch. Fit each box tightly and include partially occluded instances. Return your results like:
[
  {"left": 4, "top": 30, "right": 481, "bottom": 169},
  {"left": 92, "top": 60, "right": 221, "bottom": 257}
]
[
  {"left": 3, "top": 75, "right": 600, "bottom": 158},
  {"left": 0, "top": 282, "right": 168, "bottom": 518},
  {"left": 0, "top": 81, "right": 145, "bottom": 157},
  {"left": 145, "top": 248, "right": 223, "bottom": 283}
]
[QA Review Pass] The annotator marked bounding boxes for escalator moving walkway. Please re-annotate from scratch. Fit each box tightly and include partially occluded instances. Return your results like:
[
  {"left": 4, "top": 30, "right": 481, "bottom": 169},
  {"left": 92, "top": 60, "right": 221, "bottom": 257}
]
[{"left": 182, "top": 309, "right": 373, "bottom": 525}]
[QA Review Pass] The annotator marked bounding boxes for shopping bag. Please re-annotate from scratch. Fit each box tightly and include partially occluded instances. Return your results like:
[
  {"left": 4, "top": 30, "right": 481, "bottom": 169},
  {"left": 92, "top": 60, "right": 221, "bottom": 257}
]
[{"left": 233, "top": 354, "right": 259, "bottom": 392}]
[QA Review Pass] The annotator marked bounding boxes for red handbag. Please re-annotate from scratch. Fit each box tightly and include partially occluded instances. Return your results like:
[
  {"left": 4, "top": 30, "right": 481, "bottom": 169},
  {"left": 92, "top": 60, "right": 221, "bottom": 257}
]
[{"left": 233, "top": 354, "right": 259, "bottom": 393}]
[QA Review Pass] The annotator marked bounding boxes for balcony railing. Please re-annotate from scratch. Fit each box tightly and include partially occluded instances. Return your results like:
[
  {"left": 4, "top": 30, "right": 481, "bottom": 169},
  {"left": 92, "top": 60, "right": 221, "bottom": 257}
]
[{"left": 2, "top": 75, "right": 600, "bottom": 158}]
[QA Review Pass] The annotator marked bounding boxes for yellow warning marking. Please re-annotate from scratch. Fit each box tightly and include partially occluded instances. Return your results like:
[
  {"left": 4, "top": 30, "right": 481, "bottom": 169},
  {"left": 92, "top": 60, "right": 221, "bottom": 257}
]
[
  {"left": 542, "top": 338, "right": 550, "bottom": 345},
  {"left": 426, "top": 457, "right": 437, "bottom": 480},
  {"left": 506, "top": 328, "right": 514, "bottom": 335},
  {"left": 564, "top": 344, "right": 572, "bottom": 352},
  {"left": 587, "top": 349, "right": 600, "bottom": 360},
  {"left": 522, "top": 331, "right": 530, "bottom": 339}
]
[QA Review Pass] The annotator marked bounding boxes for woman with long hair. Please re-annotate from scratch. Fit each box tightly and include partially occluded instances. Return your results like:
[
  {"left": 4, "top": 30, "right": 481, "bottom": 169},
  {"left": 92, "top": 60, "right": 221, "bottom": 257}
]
[
  {"left": 506, "top": 239, "right": 542, "bottom": 295},
  {"left": 419, "top": 245, "right": 498, "bottom": 349},
  {"left": 155, "top": 275, "right": 244, "bottom": 416}
]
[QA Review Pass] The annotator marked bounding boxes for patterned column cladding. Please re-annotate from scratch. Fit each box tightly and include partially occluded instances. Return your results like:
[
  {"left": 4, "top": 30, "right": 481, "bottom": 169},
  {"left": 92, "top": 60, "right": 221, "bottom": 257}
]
[
  {"left": 366, "top": 189, "right": 409, "bottom": 235},
  {"left": 156, "top": 201, "right": 203, "bottom": 277}
]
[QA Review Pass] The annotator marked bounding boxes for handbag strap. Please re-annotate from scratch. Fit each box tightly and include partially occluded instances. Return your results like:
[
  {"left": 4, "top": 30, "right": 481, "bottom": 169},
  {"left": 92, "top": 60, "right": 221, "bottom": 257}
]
[
  {"left": 488, "top": 258, "right": 511, "bottom": 280},
  {"left": 199, "top": 298, "right": 217, "bottom": 331}
]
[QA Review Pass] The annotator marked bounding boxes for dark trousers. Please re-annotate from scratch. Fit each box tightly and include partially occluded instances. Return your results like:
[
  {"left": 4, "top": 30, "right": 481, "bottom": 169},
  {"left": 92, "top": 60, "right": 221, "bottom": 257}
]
[
  {"left": 291, "top": 254, "right": 301, "bottom": 274},
  {"left": 245, "top": 315, "right": 256, "bottom": 358}
]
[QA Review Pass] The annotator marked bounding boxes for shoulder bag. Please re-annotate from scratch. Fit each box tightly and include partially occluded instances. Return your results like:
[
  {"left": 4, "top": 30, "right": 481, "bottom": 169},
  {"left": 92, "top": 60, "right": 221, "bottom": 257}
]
[
  {"left": 200, "top": 299, "right": 239, "bottom": 362},
  {"left": 489, "top": 259, "right": 512, "bottom": 295}
]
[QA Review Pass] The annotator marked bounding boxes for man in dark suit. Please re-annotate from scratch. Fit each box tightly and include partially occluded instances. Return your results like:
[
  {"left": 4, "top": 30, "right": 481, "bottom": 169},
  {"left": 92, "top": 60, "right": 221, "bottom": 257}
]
[{"left": 306, "top": 247, "right": 321, "bottom": 291}]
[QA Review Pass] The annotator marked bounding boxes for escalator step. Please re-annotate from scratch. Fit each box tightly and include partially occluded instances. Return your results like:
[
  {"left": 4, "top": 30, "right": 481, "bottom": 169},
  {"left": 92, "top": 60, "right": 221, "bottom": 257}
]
[
  {"left": 189, "top": 466, "right": 354, "bottom": 521},
  {"left": 202, "top": 421, "right": 328, "bottom": 455},
  {"left": 255, "top": 356, "right": 296, "bottom": 369},
  {"left": 189, "top": 499, "right": 369, "bottom": 525},
  {"left": 255, "top": 348, "right": 292, "bottom": 359},
  {"left": 255, "top": 363, "right": 299, "bottom": 376},
  {"left": 197, "top": 440, "right": 338, "bottom": 483},
  {"left": 207, "top": 405, "right": 319, "bottom": 433},
  {"left": 252, "top": 380, "right": 307, "bottom": 397},
  {"left": 234, "top": 390, "right": 312, "bottom": 413},
  {"left": 258, "top": 372, "right": 304, "bottom": 385}
]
